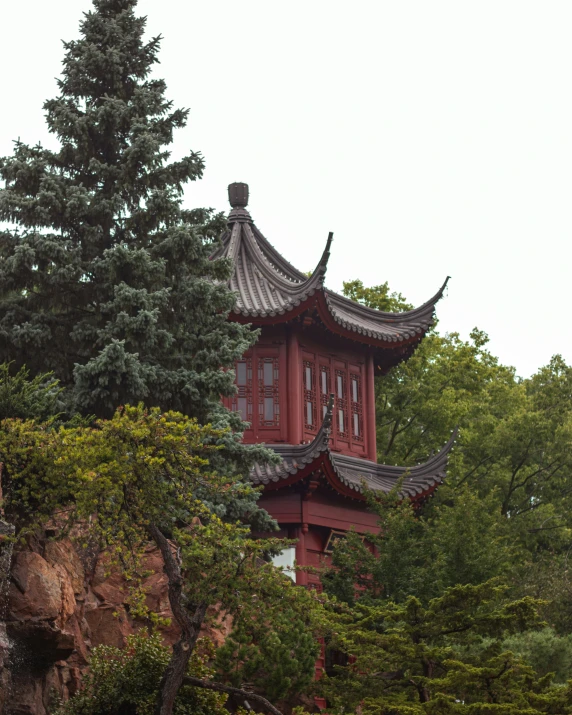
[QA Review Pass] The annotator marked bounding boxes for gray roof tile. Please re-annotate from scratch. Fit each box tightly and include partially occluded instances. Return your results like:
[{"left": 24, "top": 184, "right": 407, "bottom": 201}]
[
  {"left": 212, "top": 184, "right": 449, "bottom": 347},
  {"left": 251, "top": 396, "right": 457, "bottom": 500}
]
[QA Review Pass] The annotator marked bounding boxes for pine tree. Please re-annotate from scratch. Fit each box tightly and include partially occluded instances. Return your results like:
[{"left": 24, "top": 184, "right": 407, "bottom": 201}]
[
  {"left": 317, "top": 581, "right": 572, "bottom": 714},
  {"left": 0, "top": 0, "right": 253, "bottom": 423}
]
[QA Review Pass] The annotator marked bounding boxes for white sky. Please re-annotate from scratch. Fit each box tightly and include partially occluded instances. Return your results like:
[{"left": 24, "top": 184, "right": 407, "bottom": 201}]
[{"left": 1, "top": 1, "right": 570, "bottom": 378}]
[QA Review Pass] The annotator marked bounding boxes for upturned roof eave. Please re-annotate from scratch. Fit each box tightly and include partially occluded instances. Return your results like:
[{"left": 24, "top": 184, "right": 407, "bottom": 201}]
[
  {"left": 216, "top": 182, "right": 449, "bottom": 354},
  {"left": 252, "top": 442, "right": 453, "bottom": 502},
  {"left": 228, "top": 289, "right": 435, "bottom": 355},
  {"left": 251, "top": 396, "right": 457, "bottom": 501},
  {"left": 324, "top": 276, "right": 450, "bottom": 325}
]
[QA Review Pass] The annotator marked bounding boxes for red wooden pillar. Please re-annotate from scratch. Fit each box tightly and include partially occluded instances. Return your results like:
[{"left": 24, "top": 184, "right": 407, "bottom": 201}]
[
  {"left": 366, "top": 352, "right": 377, "bottom": 460},
  {"left": 287, "top": 329, "right": 302, "bottom": 445}
]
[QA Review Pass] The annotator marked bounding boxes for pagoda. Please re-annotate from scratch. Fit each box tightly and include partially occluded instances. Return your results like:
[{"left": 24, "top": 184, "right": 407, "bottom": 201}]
[{"left": 213, "top": 182, "right": 455, "bottom": 591}]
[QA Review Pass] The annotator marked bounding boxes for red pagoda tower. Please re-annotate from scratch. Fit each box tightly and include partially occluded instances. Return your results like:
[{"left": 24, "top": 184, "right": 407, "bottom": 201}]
[{"left": 213, "top": 182, "right": 455, "bottom": 592}]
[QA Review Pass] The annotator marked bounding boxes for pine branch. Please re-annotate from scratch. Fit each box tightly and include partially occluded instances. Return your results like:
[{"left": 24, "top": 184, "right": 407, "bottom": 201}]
[{"left": 183, "top": 676, "right": 283, "bottom": 715}]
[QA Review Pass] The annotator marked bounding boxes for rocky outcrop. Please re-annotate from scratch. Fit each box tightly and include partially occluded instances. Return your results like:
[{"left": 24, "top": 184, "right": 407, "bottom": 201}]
[
  {"left": 0, "top": 519, "right": 15, "bottom": 715},
  {"left": 2, "top": 537, "right": 197, "bottom": 715}
]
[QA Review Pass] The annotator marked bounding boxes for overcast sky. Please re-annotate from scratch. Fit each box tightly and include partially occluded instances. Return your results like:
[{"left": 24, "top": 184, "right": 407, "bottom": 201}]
[{"left": 1, "top": 1, "right": 570, "bottom": 377}]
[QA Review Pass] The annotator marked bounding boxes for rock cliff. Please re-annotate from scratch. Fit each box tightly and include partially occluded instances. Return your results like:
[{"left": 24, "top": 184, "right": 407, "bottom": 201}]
[{"left": 2, "top": 536, "right": 197, "bottom": 715}]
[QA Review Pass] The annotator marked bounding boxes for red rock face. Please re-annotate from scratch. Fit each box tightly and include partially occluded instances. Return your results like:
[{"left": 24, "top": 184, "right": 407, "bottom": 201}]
[
  {"left": 9, "top": 552, "right": 62, "bottom": 621},
  {"left": 3, "top": 537, "right": 187, "bottom": 715}
]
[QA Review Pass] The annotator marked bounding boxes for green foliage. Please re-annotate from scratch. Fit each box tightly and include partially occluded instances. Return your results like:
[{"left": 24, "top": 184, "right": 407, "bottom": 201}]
[
  {"left": 319, "top": 490, "right": 572, "bottom": 712},
  {"left": 502, "top": 628, "right": 572, "bottom": 684},
  {"left": 323, "top": 485, "right": 514, "bottom": 608},
  {"left": 341, "top": 279, "right": 572, "bottom": 630},
  {"left": 318, "top": 581, "right": 572, "bottom": 714},
  {"left": 52, "top": 632, "right": 227, "bottom": 715},
  {"left": 0, "top": 0, "right": 256, "bottom": 423},
  {"left": 0, "top": 363, "right": 63, "bottom": 421},
  {"left": 215, "top": 594, "right": 319, "bottom": 702},
  {"left": 0, "top": 406, "right": 320, "bottom": 703},
  {"left": 0, "top": 405, "right": 273, "bottom": 598},
  {"left": 371, "top": 327, "right": 512, "bottom": 467},
  {"left": 343, "top": 279, "right": 413, "bottom": 312},
  {"left": 1, "top": 405, "right": 231, "bottom": 535}
]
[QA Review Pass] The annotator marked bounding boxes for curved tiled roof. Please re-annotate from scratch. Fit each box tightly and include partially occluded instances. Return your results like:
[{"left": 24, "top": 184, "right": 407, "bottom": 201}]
[
  {"left": 213, "top": 216, "right": 332, "bottom": 318},
  {"left": 324, "top": 281, "right": 449, "bottom": 344},
  {"left": 213, "top": 183, "right": 449, "bottom": 349},
  {"left": 251, "top": 396, "right": 457, "bottom": 500}
]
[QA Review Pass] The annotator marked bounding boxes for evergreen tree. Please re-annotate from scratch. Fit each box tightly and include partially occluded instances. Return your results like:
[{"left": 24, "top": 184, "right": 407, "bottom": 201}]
[
  {"left": 0, "top": 0, "right": 253, "bottom": 423},
  {"left": 0, "top": 362, "right": 63, "bottom": 421},
  {"left": 316, "top": 582, "right": 572, "bottom": 714}
]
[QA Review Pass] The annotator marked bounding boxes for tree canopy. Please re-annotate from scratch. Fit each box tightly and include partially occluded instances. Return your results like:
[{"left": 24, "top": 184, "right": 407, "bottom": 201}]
[
  {"left": 342, "top": 278, "right": 572, "bottom": 629},
  {"left": 0, "top": 405, "right": 321, "bottom": 715},
  {"left": 0, "top": 0, "right": 254, "bottom": 422},
  {"left": 318, "top": 581, "right": 572, "bottom": 715}
]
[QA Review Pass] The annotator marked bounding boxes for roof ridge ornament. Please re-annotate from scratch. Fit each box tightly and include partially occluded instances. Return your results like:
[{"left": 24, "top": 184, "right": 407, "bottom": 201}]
[
  {"left": 215, "top": 183, "right": 450, "bottom": 365},
  {"left": 228, "top": 182, "right": 249, "bottom": 208},
  {"left": 227, "top": 182, "right": 252, "bottom": 224},
  {"left": 302, "top": 232, "right": 333, "bottom": 292}
]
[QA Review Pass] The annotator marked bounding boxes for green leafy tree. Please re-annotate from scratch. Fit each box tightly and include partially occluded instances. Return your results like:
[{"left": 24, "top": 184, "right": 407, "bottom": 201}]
[
  {"left": 0, "top": 406, "right": 319, "bottom": 715},
  {"left": 317, "top": 475, "right": 572, "bottom": 712},
  {"left": 215, "top": 602, "right": 318, "bottom": 703},
  {"left": 343, "top": 279, "right": 413, "bottom": 313},
  {"left": 502, "top": 627, "right": 572, "bottom": 685},
  {"left": 342, "top": 279, "right": 572, "bottom": 637},
  {"left": 323, "top": 486, "right": 514, "bottom": 608},
  {"left": 53, "top": 632, "right": 227, "bottom": 715},
  {"left": 344, "top": 281, "right": 572, "bottom": 537},
  {"left": 0, "top": 0, "right": 253, "bottom": 423}
]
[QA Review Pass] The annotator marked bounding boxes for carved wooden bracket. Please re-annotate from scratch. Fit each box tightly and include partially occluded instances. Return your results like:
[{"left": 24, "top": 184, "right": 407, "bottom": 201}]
[{"left": 302, "top": 475, "right": 321, "bottom": 501}]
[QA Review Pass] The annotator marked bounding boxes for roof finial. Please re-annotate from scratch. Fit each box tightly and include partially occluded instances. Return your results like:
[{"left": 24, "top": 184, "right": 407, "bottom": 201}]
[{"left": 228, "top": 182, "right": 249, "bottom": 209}]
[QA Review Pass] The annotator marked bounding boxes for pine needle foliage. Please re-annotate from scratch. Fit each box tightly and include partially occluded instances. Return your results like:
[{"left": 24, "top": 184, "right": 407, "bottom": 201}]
[
  {"left": 0, "top": 0, "right": 255, "bottom": 420},
  {"left": 317, "top": 582, "right": 572, "bottom": 714},
  {"left": 0, "top": 362, "right": 63, "bottom": 421}
]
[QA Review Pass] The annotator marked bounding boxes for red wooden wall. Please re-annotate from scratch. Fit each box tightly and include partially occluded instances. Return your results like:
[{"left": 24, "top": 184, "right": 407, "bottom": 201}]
[{"left": 224, "top": 325, "right": 377, "bottom": 460}]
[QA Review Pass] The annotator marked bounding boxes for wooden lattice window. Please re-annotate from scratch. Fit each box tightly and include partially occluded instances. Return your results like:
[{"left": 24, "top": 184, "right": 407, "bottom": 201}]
[
  {"left": 258, "top": 357, "right": 280, "bottom": 427},
  {"left": 319, "top": 365, "right": 330, "bottom": 418},
  {"left": 350, "top": 373, "right": 363, "bottom": 442},
  {"left": 335, "top": 369, "right": 348, "bottom": 437},
  {"left": 303, "top": 360, "right": 317, "bottom": 430},
  {"left": 232, "top": 359, "right": 253, "bottom": 424}
]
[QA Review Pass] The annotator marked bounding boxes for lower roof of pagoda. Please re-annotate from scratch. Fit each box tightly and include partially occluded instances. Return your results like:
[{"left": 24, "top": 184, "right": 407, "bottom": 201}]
[
  {"left": 212, "top": 183, "right": 449, "bottom": 355},
  {"left": 250, "top": 396, "right": 457, "bottom": 502}
]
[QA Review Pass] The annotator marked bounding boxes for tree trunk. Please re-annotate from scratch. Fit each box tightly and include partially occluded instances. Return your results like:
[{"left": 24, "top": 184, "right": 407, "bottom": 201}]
[{"left": 148, "top": 524, "right": 207, "bottom": 715}]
